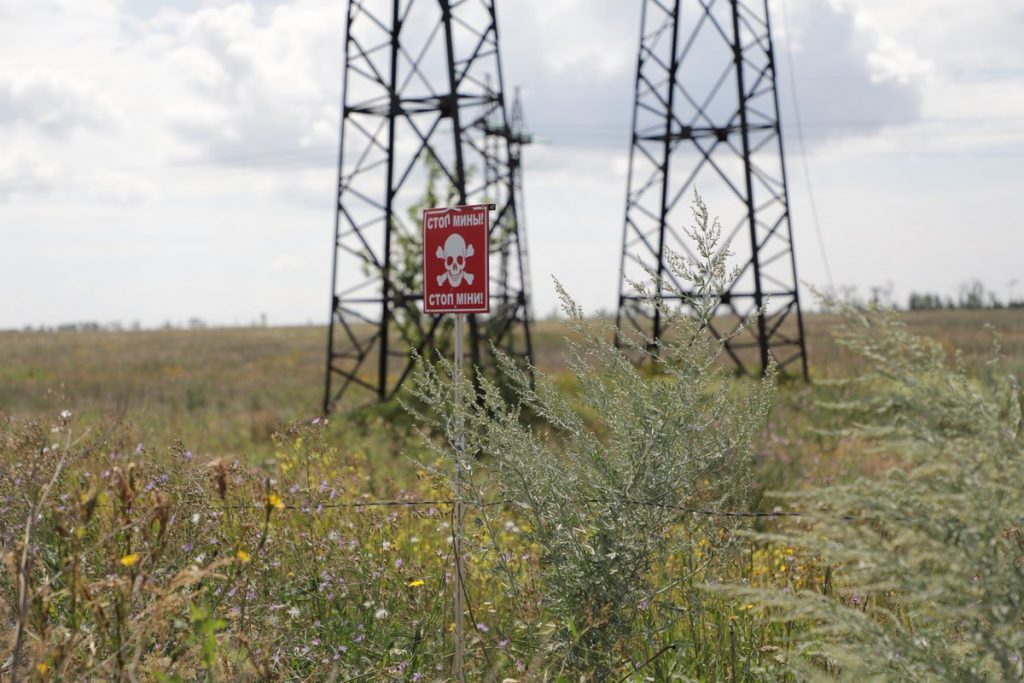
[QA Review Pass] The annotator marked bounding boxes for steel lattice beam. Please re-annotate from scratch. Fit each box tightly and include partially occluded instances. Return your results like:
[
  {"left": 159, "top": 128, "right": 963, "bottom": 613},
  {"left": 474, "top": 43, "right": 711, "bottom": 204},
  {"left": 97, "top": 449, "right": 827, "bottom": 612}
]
[
  {"left": 616, "top": 0, "right": 808, "bottom": 377},
  {"left": 324, "top": 0, "right": 533, "bottom": 410}
]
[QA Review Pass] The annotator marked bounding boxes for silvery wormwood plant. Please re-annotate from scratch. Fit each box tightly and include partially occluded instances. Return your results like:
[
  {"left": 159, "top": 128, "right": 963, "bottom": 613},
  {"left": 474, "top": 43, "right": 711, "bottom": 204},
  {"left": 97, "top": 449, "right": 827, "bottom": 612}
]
[
  {"left": 409, "top": 193, "right": 776, "bottom": 675},
  {"left": 721, "top": 300, "right": 1024, "bottom": 681}
]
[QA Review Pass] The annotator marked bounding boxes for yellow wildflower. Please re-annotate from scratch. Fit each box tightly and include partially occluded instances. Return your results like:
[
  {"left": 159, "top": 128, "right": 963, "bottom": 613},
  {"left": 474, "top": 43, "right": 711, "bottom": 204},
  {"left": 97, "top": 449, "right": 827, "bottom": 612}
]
[
  {"left": 267, "top": 492, "right": 285, "bottom": 510},
  {"left": 408, "top": 579, "right": 425, "bottom": 588},
  {"left": 119, "top": 553, "right": 140, "bottom": 567},
  {"left": 236, "top": 549, "right": 251, "bottom": 563},
  {"left": 37, "top": 663, "right": 49, "bottom": 674}
]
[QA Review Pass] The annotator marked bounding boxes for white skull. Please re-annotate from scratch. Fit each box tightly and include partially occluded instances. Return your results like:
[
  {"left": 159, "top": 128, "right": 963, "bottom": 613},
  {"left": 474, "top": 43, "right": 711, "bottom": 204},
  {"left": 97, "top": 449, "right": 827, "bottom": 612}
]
[{"left": 435, "top": 233, "right": 475, "bottom": 287}]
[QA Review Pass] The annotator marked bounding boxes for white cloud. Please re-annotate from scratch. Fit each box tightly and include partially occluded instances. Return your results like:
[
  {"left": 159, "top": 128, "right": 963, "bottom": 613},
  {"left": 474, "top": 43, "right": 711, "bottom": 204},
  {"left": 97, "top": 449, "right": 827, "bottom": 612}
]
[
  {"left": 158, "top": 1, "right": 342, "bottom": 164},
  {"left": 837, "top": 0, "right": 1024, "bottom": 122},
  {"left": 776, "top": 0, "right": 928, "bottom": 144},
  {"left": 84, "top": 170, "right": 159, "bottom": 205},
  {"left": 0, "top": 70, "right": 119, "bottom": 139},
  {"left": 269, "top": 254, "right": 306, "bottom": 272},
  {"left": 0, "top": 152, "right": 61, "bottom": 201},
  {"left": 496, "top": 0, "right": 931, "bottom": 152},
  {"left": 866, "top": 36, "right": 932, "bottom": 86}
]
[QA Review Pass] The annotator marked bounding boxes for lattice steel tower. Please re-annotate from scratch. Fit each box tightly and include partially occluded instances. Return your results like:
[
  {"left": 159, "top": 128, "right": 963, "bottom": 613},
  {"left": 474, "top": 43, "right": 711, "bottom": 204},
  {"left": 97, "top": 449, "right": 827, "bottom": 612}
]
[
  {"left": 616, "top": 0, "right": 808, "bottom": 377},
  {"left": 324, "top": 0, "right": 533, "bottom": 410}
]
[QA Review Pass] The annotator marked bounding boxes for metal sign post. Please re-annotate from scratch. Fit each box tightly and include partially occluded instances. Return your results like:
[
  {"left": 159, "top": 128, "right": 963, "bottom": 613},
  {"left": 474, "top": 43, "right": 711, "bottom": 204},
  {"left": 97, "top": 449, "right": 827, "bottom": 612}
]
[
  {"left": 453, "top": 312, "right": 466, "bottom": 681},
  {"left": 422, "top": 203, "right": 492, "bottom": 682}
]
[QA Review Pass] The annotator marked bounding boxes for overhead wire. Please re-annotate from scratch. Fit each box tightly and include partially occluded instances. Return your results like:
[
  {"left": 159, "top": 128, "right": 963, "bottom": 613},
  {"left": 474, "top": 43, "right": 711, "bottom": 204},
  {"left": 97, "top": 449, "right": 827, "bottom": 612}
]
[
  {"left": 205, "top": 495, "right": 847, "bottom": 522},
  {"left": 779, "top": 0, "right": 834, "bottom": 290},
  {"left": 3, "top": 115, "right": 1023, "bottom": 195}
]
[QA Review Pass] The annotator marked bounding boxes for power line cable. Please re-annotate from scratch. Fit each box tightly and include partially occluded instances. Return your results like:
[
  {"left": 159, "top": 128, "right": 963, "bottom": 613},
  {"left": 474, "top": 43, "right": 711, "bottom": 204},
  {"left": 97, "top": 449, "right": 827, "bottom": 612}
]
[
  {"left": 4, "top": 115, "right": 1023, "bottom": 194},
  {"left": 779, "top": 0, "right": 834, "bottom": 290}
]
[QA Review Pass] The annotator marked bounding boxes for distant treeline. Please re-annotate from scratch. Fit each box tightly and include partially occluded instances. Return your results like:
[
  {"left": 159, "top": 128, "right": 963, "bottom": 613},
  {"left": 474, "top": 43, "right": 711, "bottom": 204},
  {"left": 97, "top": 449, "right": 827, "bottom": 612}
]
[
  {"left": 9, "top": 281, "right": 1023, "bottom": 333},
  {"left": 906, "top": 279, "right": 1023, "bottom": 311},
  {"left": 11, "top": 314, "right": 294, "bottom": 333},
  {"left": 14, "top": 318, "right": 209, "bottom": 334}
]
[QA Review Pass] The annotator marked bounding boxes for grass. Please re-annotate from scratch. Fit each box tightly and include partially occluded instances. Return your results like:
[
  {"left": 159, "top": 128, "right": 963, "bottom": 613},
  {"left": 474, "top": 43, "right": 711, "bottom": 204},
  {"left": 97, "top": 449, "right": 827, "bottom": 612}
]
[
  {"left": 0, "top": 326, "right": 325, "bottom": 459},
  {"left": 5, "top": 309, "right": 1023, "bottom": 445},
  {"left": 1, "top": 307, "right": 1022, "bottom": 680}
]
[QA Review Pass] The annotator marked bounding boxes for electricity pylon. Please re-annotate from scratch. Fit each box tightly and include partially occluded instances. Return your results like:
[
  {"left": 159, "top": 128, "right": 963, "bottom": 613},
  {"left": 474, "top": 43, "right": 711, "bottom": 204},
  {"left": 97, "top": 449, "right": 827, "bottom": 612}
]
[
  {"left": 323, "top": 0, "right": 533, "bottom": 411},
  {"left": 484, "top": 86, "right": 534, "bottom": 357},
  {"left": 616, "top": 0, "right": 808, "bottom": 377}
]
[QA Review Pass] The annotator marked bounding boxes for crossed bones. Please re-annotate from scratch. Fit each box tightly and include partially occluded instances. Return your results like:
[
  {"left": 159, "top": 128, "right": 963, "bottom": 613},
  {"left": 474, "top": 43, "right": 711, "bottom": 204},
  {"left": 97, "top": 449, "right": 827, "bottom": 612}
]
[{"left": 435, "top": 233, "right": 475, "bottom": 287}]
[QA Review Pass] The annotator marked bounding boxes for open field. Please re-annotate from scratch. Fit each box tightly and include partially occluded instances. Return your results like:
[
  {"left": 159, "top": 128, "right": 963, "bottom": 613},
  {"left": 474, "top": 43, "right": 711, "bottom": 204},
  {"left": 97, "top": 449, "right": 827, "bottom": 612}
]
[
  {"left": 2, "top": 307, "right": 1023, "bottom": 680},
  {"left": 3, "top": 308, "right": 1023, "bottom": 455}
]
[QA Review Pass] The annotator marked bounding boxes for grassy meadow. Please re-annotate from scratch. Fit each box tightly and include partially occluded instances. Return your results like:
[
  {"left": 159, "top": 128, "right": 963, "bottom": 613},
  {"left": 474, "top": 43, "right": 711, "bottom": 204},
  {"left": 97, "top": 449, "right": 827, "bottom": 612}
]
[
  {"left": 1, "top": 307, "right": 1023, "bottom": 680},
  {"left": 5, "top": 309, "right": 1023, "bottom": 454}
]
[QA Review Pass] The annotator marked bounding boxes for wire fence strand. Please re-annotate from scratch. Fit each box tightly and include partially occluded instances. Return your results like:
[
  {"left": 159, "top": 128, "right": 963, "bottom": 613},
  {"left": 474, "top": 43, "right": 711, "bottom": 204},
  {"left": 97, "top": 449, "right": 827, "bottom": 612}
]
[{"left": 199, "top": 496, "right": 858, "bottom": 521}]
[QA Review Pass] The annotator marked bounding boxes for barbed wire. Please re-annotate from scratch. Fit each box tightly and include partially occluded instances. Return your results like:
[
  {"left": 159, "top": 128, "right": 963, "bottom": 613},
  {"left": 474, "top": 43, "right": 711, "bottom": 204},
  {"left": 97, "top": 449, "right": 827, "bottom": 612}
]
[
  {"left": 200, "top": 496, "right": 843, "bottom": 521},
  {"left": 43, "top": 493, "right": 867, "bottom": 523},
  {"left": 210, "top": 499, "right": 452, "bottom": 511}
]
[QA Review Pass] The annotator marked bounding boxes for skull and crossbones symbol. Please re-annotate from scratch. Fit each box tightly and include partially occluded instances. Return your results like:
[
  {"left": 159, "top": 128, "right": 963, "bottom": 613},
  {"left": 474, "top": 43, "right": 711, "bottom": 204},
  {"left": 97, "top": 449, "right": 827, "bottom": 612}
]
[{"left": 435, "top": 233, "right": 475, "bottom": 287}]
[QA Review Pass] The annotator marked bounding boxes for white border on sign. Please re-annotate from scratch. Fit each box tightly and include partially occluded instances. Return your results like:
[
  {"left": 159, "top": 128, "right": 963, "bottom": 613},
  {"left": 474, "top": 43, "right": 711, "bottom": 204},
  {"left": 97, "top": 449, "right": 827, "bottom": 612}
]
[{"left": 422, "top": 204, "right": 491, "bottom": 315}]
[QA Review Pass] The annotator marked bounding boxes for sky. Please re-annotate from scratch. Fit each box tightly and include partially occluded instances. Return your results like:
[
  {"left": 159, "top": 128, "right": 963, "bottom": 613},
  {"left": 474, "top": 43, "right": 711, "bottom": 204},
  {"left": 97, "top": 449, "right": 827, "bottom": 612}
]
[{"left": 1, "top": 0, "right": 1023, "bottom": 329}]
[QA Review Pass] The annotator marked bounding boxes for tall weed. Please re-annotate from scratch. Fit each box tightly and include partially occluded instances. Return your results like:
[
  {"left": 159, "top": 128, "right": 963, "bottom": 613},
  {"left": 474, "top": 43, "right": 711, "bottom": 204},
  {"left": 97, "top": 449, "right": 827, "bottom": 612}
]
[
  {"left": 411, "top": 194, "right": 776, "bottom": 677},
  {"left": 723, "top": 303, "right": 1024, "bottom": 680}
]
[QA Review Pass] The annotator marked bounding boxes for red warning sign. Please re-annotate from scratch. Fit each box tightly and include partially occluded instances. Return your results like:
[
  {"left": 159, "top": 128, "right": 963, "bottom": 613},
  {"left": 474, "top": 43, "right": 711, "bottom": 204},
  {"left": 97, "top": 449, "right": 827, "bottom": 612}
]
[{"left": 422, "top": 204, "right": 490, "bottom": 315}]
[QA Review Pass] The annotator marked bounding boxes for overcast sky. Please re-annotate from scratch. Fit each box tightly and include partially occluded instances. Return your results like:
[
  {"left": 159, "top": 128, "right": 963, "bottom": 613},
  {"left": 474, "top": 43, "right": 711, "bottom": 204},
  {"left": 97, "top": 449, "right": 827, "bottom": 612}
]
[{"left": 2, "top": 0, "right": 1023, "bottom": 328}]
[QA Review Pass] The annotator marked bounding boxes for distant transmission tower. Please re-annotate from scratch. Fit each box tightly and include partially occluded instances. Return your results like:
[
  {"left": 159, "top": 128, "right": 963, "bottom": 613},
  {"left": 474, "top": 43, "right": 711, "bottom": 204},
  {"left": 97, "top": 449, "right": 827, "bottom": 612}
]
[
  {"left": 484, "top": 86, "right": 534, "bottom": 353},
  {"left": 324, "top": 0, "right": 533, "bottom": 410},
  {"left": 616, "top": 0, "right": 808, "bottom": 377}
]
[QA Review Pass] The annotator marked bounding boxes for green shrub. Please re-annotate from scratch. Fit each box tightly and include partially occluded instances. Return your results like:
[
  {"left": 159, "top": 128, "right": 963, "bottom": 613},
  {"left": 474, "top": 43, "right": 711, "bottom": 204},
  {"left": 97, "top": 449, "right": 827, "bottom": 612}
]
[
  {"left": 411, "top": 194, "right": 776, "bottom": 677},
  {"left": 724, "top": 303, "right": 1024, "bottom": 681}
]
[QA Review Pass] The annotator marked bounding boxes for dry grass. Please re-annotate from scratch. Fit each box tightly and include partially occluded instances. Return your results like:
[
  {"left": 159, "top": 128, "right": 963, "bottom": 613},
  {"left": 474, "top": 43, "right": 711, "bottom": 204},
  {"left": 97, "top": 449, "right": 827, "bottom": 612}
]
[
  {"left": 1, "top": 307, "right": 1022, "bottom": 680},
  {"left": 2, "top": 308, "right": 1019, "bottom": 492},
  {"left": 4, "top": 308, "right": 1021, "bottom": 433},
  {"left": 0, "top": 326, "right": 325, "bottom": 458},
  {"left": 803, "top": 307, "right": 1024, "bottom": 378}
]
